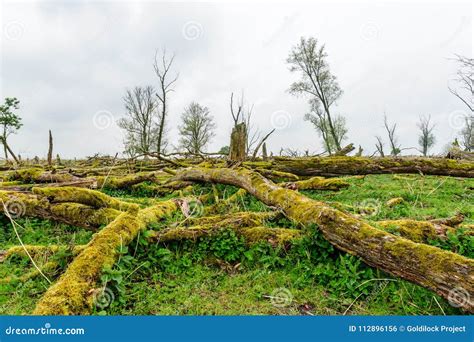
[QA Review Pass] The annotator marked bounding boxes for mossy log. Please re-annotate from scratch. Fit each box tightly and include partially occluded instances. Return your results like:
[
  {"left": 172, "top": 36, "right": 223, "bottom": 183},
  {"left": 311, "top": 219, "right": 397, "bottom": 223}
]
[
  {"left": 172, "top": 167, "right": 474, "bottom": 312},
  {"left": 375, "top": 220, "right": 456, "bottom": 243},
  {"left": 185, "top": 211, "right": 279, "bottom": 227},
  {"left": 0, "top": 261, "right": 58, "bottom": 285},
  {"left": 254, "top": 168, "right": 299, "bottom": 182},
  {"left": 153, "top": 225, "right": 302, "bottom": 246},
  {"left": 1, "top": 245, "right": 85, "bottom": 261},
  {"left": 431, "top": 213, "right": 465, "bottom": 227},
  {"left": 32, "top": 187, "right": 139, "bottom": 212},
  {"left": 5, "top": 169, "right": 81, "bottom": 183},
  {"left": 283, "top": 176, "right": 350, "bottom": 191},
  {"left": 245, "top": 156, "right": 474, "bottom": 178},
  {"left": 0, "top": 190, "right": 120, "bottom": 229},
  {"left": 33, "top": 200, "right": 177, "bottom": 315},
  {"left": 95, "top": 172, "right": 162, "bottom": 190}
]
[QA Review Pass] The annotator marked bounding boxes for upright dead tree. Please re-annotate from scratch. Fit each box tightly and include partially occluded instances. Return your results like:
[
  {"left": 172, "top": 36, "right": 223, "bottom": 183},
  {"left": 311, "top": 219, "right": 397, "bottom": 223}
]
[
  {"left": 374, "top": 136, "right": 385, "bottom": 157},
  {"left": 228, "top": 93, "right": 247, "bottom": 162},
  {"left": 47, "top": 130, "right": 53, "bottom": 166},
  {"left": 288, "top": 37, "right": 345, "bottom": 153},
  {"left": 154, "top": 49, "right": 179, "bottom": 156},
  {"left": 383, "top": 115, "right": 401, "bottom": 156},
  {"left": 417, "top": 115, "right": 436, "bottom": 156}
]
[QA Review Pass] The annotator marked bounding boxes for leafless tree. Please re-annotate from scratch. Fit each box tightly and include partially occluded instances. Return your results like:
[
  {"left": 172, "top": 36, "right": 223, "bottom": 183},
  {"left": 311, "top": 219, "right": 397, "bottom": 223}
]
[
  {"left": 118, "top": 86, "right": 159, "bottom": 157},
  {"left": 383, "top": 115, "right": 401, "bottom": 156},
  {"left": 417, "top": 115, "right": 436, "bottom": 156},
  {"left": 374, "top": 136, "right": 385, "bottom": 157},
  {"left": 287, "top": 37, "right": 345, "bottom": 152},
  {"left": 449, "top": 55, "right": 473, "bottom": 112},
  {"left": 154, "top": 49, "right": 179, "bottom": 156},
  {"left": 229, "top": 92, "right": 272, "bottom": 157},
  {"left": 178, "top": 102, "right": 216, "bottom": 155}
]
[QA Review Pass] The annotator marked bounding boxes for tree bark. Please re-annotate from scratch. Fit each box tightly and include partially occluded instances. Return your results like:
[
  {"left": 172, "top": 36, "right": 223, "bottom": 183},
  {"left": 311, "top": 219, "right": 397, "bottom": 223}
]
[
  {"left": 245, "top": 156, "right": 474, "bottom": 178},
  {"left": 47, "top": 130, "right": 53, "bottom": 166},
  {"left": 173, "top": 167, "right": 474, "bottom": 312},
  {"left": 229, "top": 122, "right": 247, "bottom": 162},
  {"left": 33, "top": 200, "right": 177, "bottom": 315}
]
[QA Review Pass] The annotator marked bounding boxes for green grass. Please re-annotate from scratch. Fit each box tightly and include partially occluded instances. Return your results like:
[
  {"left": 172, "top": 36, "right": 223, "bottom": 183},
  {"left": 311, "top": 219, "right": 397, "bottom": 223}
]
[{"left": 0, "top": 174, "right": 472, "bottom": 315}]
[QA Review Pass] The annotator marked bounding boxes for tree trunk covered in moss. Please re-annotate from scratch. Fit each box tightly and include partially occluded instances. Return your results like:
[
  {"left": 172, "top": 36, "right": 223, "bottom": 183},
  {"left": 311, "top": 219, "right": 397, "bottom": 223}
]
[
  {"left": 245, "top": 156, "right": 474, "bottom": 178},
  {"left": 375, "top": 219, "right": 458, "bottom": 243},
  {"left": 33, "top": 200, "right": 177, "bottom": 315},
  {"left": 229, "top": 122, "right": 247, "bottom": 162},
  {"left": 172, "top": 167, "right": 474, "bottom": 312}
]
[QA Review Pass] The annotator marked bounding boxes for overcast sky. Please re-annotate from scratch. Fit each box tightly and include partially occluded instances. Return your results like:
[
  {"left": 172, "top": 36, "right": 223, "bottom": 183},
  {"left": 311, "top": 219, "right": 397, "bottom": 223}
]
[{"left": 0, "top": 0, "right": 472, "bottom": 159}]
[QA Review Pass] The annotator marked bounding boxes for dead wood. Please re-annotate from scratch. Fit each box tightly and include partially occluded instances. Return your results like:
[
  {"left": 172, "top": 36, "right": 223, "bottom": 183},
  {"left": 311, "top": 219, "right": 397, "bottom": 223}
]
[{"left": 172, "top": 166, "right": 474, "bottom": 312}]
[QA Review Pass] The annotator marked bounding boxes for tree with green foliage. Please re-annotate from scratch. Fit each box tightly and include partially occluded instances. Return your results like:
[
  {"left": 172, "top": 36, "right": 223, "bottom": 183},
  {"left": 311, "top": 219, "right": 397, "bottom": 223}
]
[
  {"left": 178, "top": 102, "right": 216, "bottom": 155},
  {"left": 287, "top": 37, "right": 345, "bottom": 153},
  {"left": 0, "top": 97, "right": 22, "bottom": 163}
]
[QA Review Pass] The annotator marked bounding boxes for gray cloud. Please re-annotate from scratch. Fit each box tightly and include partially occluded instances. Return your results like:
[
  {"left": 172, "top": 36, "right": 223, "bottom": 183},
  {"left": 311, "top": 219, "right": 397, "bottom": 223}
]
[{"left": 1, "top": 0, "right": 471, "bottom": 159}]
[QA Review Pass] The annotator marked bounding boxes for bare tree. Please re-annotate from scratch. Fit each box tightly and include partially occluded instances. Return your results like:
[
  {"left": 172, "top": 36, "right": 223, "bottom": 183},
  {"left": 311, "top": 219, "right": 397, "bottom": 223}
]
[
  {"left": 374, "top": 136, "right": 385, "bottom": 157},
  {"left": 154, "top": 49, "right": 179, "bottom": 156},
  {"left": 383, "top": 115, "right": 401, "bottom": 156},
  {"left": 417, "top": 115, "right": 436, "bottom": 156},
  {"left": 118, "top": 86, "right": 159, "bottom": 157},
  {"left": 449, "top": 55, "right": 473, "bottom": 112},
  {"left": 178, "top": 102, "right": 216, "bottom": 155},
  {"left": 287, "top": 37, "right": 345, "bottom": 152}
]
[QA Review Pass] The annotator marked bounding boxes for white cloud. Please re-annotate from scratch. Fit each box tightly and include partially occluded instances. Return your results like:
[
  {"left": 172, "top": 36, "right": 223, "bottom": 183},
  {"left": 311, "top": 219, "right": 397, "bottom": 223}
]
[{"left": 0, "top": 0, "right": 471, "bottom": 158}]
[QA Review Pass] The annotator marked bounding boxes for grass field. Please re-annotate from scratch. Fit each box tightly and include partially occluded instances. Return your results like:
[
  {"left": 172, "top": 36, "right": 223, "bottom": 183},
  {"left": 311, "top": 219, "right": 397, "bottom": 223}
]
[{"left": 1, "top": 174, "right": 472, "bottom": 315}]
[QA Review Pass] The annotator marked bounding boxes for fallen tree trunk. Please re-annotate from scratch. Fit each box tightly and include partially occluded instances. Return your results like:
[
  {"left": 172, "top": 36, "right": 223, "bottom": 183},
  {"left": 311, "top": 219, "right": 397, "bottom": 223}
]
[
  {"left": 0, "top": 189, "right": 124, "bottom": 229},
  {"left": 375, "top": 219, "right": 456, "bottom": 243},
  {"left": 153, "top": 225, "right": 302, "bottom": 246},
  {"left": 33, "top": 200, "right": 177, "bottom": 315},
  {"left": 172, "top": 167, "right": 474, "bottom": 312},
  {"left": 245, "top": 156, "right": 474, "bottom": 178},
  {"left": 283, "top": 176, "right": 350, "bottom": 191}
]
